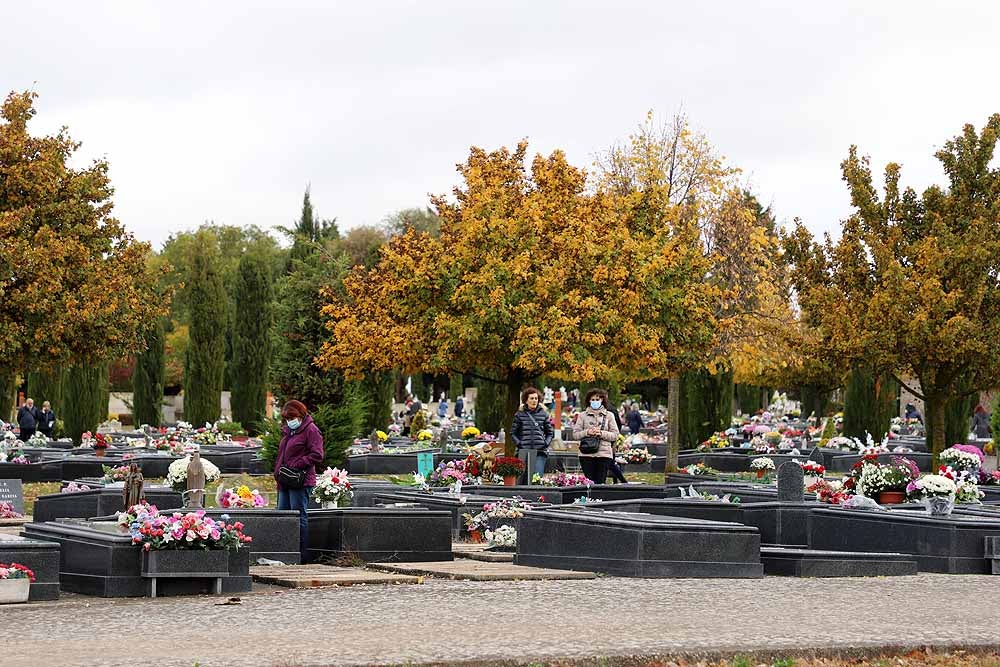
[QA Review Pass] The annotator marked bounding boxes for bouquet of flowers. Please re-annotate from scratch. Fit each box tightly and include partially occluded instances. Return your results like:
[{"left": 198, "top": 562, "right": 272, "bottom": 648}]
[
  {"left": 194, "top": 428, "right": 223, "bottom": 447},
  {"left": 461, "top": 426, "right": 481, "bottom": 440},
  {"left": 427, "top": 460, "right": 469, "bottom": 487},
  {"left": 622, "top": 448, "right": 652, "bottom": 464},
  {"left": 939, "top": 445, "right": 984, "bottom": 472},
  {"left": 764, "top": 431, "right": 782, "bottom": 447},
  {"left": 531, "top": 472, "right": 593, "bottom": 487},
  {"left": 217, "top": 485, "right": 268, "bottom": 509},
  {"left": 415, "top": 429, "right": 434, "bottom": 442},
  {"left": 374, "top": 430, "right": 389, "bottom": 444},
  {"left": 682, "top": 462, "right": 718, "bottom": 476},
  {"left": 905, "top": 474, "right": 957, "bottom": 501},
  {"left": 463, "top": 497, "right": 532, "bottom": 533},
  {"left": 313, "top": 468, "right": 353, "bottom": 506},
  {"left": 808, "top": 479, "right": 849, "bottom": 505},
  {"left": 853, "top": 457, "right": 915, "bottom": 497},
  {"left": 798, "top": 461, "right": 825, "bottom": 478},
  {"left": 700, "top": 432, "right": 730, "bottom": 449},
  {"left": 5, "top": 453, "right": 29, "bottom": 464},
  {"left": 0, "top": 562, "right": 35, "bottom": 581},
  {"left": 750, "top": 438, "right": 775, "bottom": 454},
  {"left": 101, "top": 465, "right": 131, "bottom": 483},
  {"left": 26, "top": 431, "right": 49, "bottom": 447},
  {"left": 165, "top": 456, "right": 221, "bottom": 492},
  {"left": 61, "top": 482, "right": 91, "bottom": 494},
  {"left": 824, "top": 436, "right": 861, "bottom": 451},
  {"left": 493, "top": 456, "right": 526, "bottom": 478},
  {"left": 749, "top": 457, "right": 775, "bottom": 471},
  {"left": 485, "top": 525, "right": 517, "bottom": 550},
  {"left": 0, "top": 501, "right": 23, "bottom": 519}
]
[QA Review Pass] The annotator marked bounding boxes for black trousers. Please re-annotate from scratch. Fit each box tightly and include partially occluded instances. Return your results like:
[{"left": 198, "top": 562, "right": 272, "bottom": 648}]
[
  {"left": 608, "top": 460, "right": 628, "bottom": 484},
  {"left": 579, "top": 457, "right": 610, "bottom": 484},
  {"left": 19, "top": 427, "right": 34, "bottom": 442}
]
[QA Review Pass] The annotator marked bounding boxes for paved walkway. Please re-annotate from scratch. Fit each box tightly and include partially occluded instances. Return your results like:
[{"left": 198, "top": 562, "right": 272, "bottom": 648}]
[{"left": 3, "top": 574, "right": 998, "bottom": 667}]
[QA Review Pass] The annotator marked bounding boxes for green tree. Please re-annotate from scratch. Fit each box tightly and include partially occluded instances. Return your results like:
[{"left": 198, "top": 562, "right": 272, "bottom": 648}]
[
  {"left": 285, "top": 187, "right": 339, "bottom": 271},
  {"left": 474, "top": 377, "right": 506, "bottom": 434},
  {"left": 63, "top": 363, "right": 110, "bottom": 441},
  {"left": 843, "top": 367, "right": 897, "bottom": 440},
  {"left": 359, "top": 371, "right": 394, "bottom": 433},
  {"left": 27, "top": 367, "right": 65, "bottom": 414},
  {"left": 132, "top": 320, "right": 166, "bottom": 427},
  {"left": 380, "top": 207, "right": 441, "bottom": 238},
  {"left": 679, "top": 366, "right": 733, "bottom": 448},
  {"left": 183, "top": 236, "right": 226, "bottom": 425},
  {"left": 784, "top": 115, "right": 1000, "bottom": 459},
  {"left": 231, "top": 253, "right": 273, "bottom": 433}
]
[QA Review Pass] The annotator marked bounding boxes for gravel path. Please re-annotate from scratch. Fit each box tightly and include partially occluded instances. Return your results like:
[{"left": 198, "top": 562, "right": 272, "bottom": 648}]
[{"left": 2, "top": 574, "right": 995, "bottom": 667}]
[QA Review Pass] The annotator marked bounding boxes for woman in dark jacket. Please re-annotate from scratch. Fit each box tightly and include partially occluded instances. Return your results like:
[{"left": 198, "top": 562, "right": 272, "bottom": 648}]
[
  {"left": 972, "top": 405, "right": 992, "bottom": 440},
  {"left": 511, "top": 387, "right": 553, "bottom": 478},
  {"left": 274, "top": 400, "right": 325, "bottom": 563},
  {"left": 626, "top": 405, "right": 644, "bottom": 435}
]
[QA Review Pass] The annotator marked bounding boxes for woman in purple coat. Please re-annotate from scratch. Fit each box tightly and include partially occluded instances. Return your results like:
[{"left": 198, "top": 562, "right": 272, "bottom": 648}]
[{"left": 274, "top": 400, "right": 325, "bottom": 563}]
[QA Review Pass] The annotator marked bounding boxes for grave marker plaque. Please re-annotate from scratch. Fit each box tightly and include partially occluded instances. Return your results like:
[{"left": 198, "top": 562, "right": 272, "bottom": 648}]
[
  {"left": 776, "top": 462, "right": 804, "bottom": 503},
  {"left": 0, "top": 479, "right": 25, "bottom": 515},
  {"left": 416, "top": 452, "right": 434, "bottom": 478}
]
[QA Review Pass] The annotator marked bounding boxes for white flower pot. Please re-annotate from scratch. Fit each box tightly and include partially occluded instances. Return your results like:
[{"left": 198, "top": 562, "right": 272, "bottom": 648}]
[
  {"left": 0, "top": 578, "right": 30, "bottom": 604},
  {"left": 320, "top": 501, "right": 338, "bottom": 509},
  {"left": 924, "top": 495, "right": 955, "bottom": 516}
]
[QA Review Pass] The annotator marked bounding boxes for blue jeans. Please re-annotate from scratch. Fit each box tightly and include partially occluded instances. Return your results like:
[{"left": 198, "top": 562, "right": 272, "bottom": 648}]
[
  {"left": 278, "top": 486, "right": 312, "bottom": 564},
  {"left": 517, "top": 450, "right": 548, "bottom": 479}
]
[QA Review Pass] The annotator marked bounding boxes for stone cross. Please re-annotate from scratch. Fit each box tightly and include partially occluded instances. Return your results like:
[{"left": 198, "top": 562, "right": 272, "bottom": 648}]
[
  {"left": 122, "top": 462, "right": 145, "bottom": 509},
  {"left": 776, "top": 461, "right": 805, "bottom": 503},
  {"left": 185, "top": 451, "right": 206, "bottom": 508}
]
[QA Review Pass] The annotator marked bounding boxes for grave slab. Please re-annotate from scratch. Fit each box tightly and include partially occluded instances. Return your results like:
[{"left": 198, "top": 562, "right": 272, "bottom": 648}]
[
  {"left": 368, "top": 560, "right": 596, "bottom": 581},
  {"left": 761, "top": 546, "right": 918, "bottom": 577},
  {"left": 250, "top": 564, "right": 421, "bottom": 588},
  {"left": 308, "top": 507, "right": 453, "bottom": 563},
  {"left": 0, "top": 533, "right": 61, "bottom": 600}
]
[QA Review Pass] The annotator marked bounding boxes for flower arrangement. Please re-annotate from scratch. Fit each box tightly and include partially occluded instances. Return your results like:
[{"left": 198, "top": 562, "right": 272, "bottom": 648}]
[
  {"left": 313, "top": 468, "right": 353, "bottom": 506},
  {"left": 700, "top": 432, "right": 730, "bottom": 449},
  {"left": 61, "top": 482, "right": 92, "bottom": 494},
  {"left": 193, "top": 429, "right": 223, "bottom": 447},
  {"left": 531, "top": 472, "right": 592, "bottom": 487},
  {"left": 388, "top": 424, "right": 402, "bottom": 435},
  {"left": 485, "top": 525, "right": 517, "bottom": 550},
  {"left": 682, "top": 462, "right": 718, "bottom": 476},
  {"left": 5, "top": 454, "right": 29, "bottom": 464},
  {"left": 101, "top": 465, "right": 131, "bottom": 483},
  {"left": 374, "top": 430, "right": 389, "bottom": 443},
  {"left": 764, "top": 431, "right": 782, "bottom": 447},
  {"left": 118, "top": 503, "right": 252, "bottom": 551},
  {"left": 906, "top": 474, "right": 957, "bottom": 500},
  {"left": 939, "top": 445, "right": 984, "bottom": 472},
  {"left": 852, "top": 457, "right": 915, "bottom": 497},
  {"left": 428, "top": 460, "right": 469, "bottom": 487},
  {"left": 461, "top": 426, "right": 481, "bottom": 440},
  {"left": 936, "top": 466, "right": 984, "bottom": 504},
  {"left": 622, "top": 448, "right": 652, "bottom": 464},
  {"left": 750, "top": 438, "right": 775, "bottom": 454},
  {"left": 0, "top": 501, "right": 23, "bottom": 519},
  {"left": 493, "top": 456, "right": 526, "bottom": 478},
  {"left": 0, "top": 563, "right": 34, "bottom": 581},
  {"left": 26, "top": 431, "right": 49, "bottom": 447},
  {"left": 416, "top": 429, "right": 434, "bottom": 442},
  {"left": 750, "top": 457, "right": 775, "bottom": 471},
  {"left": 93, "top": 433, "right": 109, "bottom": 450},
  {"left": 825, "top": 436, "right": 861, "bottom": 451},
  {"left": 808, "top": 479, "right": 849, "bottom": 505},
  {"left": 463, "top": 497, "right": 532, "bottom": 533},
  {"left": 217, "top": 485, "right": 268, "bottom": 509},
  {"left": 165, "top": 456, "right": 221, "bottom": 492},
  {"left": 798, "top": 461, "right": 825, "bottom": 478}
]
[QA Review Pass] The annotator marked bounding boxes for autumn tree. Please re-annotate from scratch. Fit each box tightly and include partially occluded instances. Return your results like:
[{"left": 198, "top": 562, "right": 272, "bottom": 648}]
[
  {"left": 783, "top": 114, "right": 1000, "bottom": 459},
  {"left": 183, "top": 235, "right": 226, "bottom": 425},
  {"left": 320, "top": 141, "right": 716, "bottom": 453},
  {"left": 0, "top": 91, "right": 168, "bottom": 384}
]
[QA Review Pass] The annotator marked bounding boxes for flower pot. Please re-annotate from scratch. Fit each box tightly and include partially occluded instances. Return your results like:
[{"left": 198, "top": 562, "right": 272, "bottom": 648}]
[
  {"left": 142, "top": 549, "right": 230, "bottom": 577},
  {"left": 924, "top": 495, "right": 955, "bottom": 516},
  {"left": 320, "top": 501, "right": 339, "bottom": 509},
  {"left": 0, "top": 578, "right": 29, "bottom": 604},
  {"left": 94, "top": 449, "right": 106, "bottom": 458},
  {"left": 468, "top": 529, "right": 483, "bottom": 544},
  {"left": 756, "top": 469, "right": 766, "bottom": 479},
  {"left": 878, "top": 491, "right": 905, "bottom": 505},
  {"left": 503, "top": 475, "right": 518, "bottom": 486},
  {"left": 231, "top": 435, "right": 249, "bottom": 442}
]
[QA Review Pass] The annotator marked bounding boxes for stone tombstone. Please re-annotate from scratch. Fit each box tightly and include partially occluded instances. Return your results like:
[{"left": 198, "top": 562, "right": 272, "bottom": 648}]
[
  {"left": 807, "top": 447, "right": 824, "bottom": 464},
  {"left": 369, "top": 429, "right": 382, "bottom": 453},
  {"left": 185, "top": 451, "right": 206, "bottom": 508},
  {"left": 0, "top": 479, "right": 24, "bottom": 515},
  {"left": 123, "top": 462, "right": 145, "bottom": 509},
  {"left": 776, "top": 461, "right": 805, "bottom": 502}
]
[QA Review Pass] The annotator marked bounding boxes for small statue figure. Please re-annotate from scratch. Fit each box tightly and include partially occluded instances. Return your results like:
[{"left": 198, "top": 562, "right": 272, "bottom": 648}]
[
  {"left": 123, "top": 462, "right": 145, "bottom": 509},
  {"left": 479, "top": 444, "right": 498, "bottom": 482},
  {"left": 370, "top": 428, "right": 382, "bottom": 453},
  {"left": 185, "top": 451, "right": 206, "bottom": 508}
]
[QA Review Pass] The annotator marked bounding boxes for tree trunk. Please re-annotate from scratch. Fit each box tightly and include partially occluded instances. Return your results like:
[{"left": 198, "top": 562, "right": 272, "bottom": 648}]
[
  {"left": 925, "top": 393, "right": 946, "bottom": 466},
  {"left": 666, "top": 375, "right": 680, "bottom": 474}
]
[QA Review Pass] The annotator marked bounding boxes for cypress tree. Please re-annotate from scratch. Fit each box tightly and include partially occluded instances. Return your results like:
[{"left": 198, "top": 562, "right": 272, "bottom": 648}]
[
  {"left": 184, "top": 238, "right": 226, "bottom": 426},
  {"left": 360, "top": 371, "right": 395, "bottom": 432},
  {"left": 679, "top": 367, "right": 733, "bottom": 449},
  {"left": 27, "top": 367, "right": 65, "bottom": 414},
  {"left": 944, "top": 372, "right": 977, "bottom": 447},
  {"left": 474, "top": 378, "right": 505, "bottom": 434},
  {"left": 843, "top": 367, "right": 897, "bottom": 440},
  {"left": 449, "top": 374, "right": 464, "bottom": 401},
  {"left": 231, "top": 253, "right": 273, "bottom": 433},
  {"left": 132, "top": 320, "right": 166, "bottom": 427},
  {"left": 63, "top": 362, "right": 110, "bottom": 441}
]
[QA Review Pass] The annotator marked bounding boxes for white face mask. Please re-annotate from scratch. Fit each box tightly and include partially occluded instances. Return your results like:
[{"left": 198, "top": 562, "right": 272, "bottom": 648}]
[{"left": 286, "top": 418, "right": 302, "bottom": 430}]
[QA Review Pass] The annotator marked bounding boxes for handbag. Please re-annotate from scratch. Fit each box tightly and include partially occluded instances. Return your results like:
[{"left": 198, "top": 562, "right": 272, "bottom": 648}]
[
  {"left": 277, "top": 465, "right": 307, "bottom": 489},
  {"left": 578, "top": 415, "right": 606, "bottom": 455}
]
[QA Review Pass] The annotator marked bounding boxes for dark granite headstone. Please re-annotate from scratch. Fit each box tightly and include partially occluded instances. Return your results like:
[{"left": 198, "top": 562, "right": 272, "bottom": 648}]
[
  {"left": 807, "top": 447, "right": 825, "bottom": 464},
  {"left": 777, "top": 462, "right": 804, "bottom": 502},
  {"left": 0, "top": 479, "right": 24, "bottom": 514},
  {"left": 0, "top": 534, "right": 61, "bottom": 600}
]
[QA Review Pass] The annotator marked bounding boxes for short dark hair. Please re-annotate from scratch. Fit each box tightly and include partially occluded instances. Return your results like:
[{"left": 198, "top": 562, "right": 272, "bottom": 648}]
[
  {"left": 521, "top": 386, "right": 541, "bottom": 405},
  {"left": 281, "top": 400, "right": 309, "bottom": 420},
  {"left": 584, "top": 388, "right": 608, "bottom": 404}
]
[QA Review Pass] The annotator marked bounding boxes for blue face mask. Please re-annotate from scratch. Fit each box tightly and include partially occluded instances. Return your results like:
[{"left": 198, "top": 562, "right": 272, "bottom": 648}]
[
  {"left": 286, "top": 418, "right": 302, "bottom": 430},
  {"left": 590, "top": 400, "right": 603, "bottom": 410}
]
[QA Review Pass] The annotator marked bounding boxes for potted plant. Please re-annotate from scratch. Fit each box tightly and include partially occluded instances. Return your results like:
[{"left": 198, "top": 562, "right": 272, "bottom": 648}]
[
  {"left": 93, "top": 433, "right": 109, "bottom": 458},
  {"left": 906, "top": 474, "right": 958, "bottom": 515},
  {"left": 165, "top": 455, "right": 222, "bottom": 493},
  {"left": 0, "top": 562, "right": 34, "bottom": 604},
  {"left": 494, "top": 456, "right": 526, "bottom": 486},
  {"left": 749, "top": 456, "right": 775, "bottom": 479},
  {"left": 312, "top": 467, "right": 354, "bottom": 508}
]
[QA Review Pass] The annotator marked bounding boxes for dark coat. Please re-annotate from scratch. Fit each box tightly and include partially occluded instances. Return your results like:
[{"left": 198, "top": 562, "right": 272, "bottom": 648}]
[
  {"left": 972, "top": 411, "right": 992, "bottom": 439},
  {"left": 38, "top": 409, "right": 56, "bottom": 434},
  {"left": 627, "top": 409, "right": 644, "bottom": 435},
  {"left": 274, "top": 414, "right": 325, "bottom": 489},
  {"left": 17, "top": 405, "right": 39, "bottom": 430},
  {"left": 511, "top": 406, "right": 553, "bottom": 451}
]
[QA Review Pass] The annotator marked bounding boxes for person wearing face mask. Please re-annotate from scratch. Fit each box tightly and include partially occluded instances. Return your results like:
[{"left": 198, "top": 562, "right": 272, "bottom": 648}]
[
  {"left": 511, "top": 386, "right": 554, "bottom": 479},
  {"left": 573, "top": 388, "right": 619, "bottom": 484},
  {"left": 273, "top": 400, "right": 325, "bottom": 563}
]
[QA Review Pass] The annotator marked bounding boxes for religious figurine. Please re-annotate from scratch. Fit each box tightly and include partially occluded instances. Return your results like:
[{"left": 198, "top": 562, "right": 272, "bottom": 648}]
[
  {"left": 370, "top": 428, "right": 382, "bottom": 454},
  {"left": 478, "top": 443, "right": 498, "bottom": 482},
  {"left": 123, "top": 462, "right": 145, "bottom": 509},
  {"left": 185, "top": 451, "right": 206, "bottom": 508}
]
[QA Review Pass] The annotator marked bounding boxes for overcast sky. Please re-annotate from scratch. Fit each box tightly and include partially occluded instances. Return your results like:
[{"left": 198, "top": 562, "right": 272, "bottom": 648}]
[{"left": 6, "top": 1, "right": 999, "bottom": 249}]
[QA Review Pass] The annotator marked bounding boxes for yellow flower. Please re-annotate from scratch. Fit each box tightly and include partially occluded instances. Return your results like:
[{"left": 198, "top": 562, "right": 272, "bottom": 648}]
[{"left": 237, "top": 485, "right": 253, "bottom": 500}]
